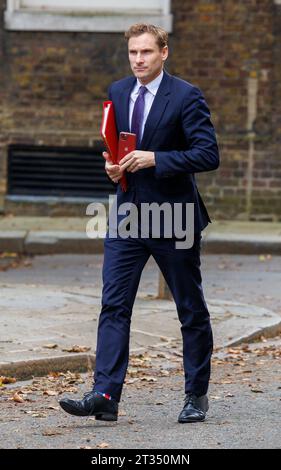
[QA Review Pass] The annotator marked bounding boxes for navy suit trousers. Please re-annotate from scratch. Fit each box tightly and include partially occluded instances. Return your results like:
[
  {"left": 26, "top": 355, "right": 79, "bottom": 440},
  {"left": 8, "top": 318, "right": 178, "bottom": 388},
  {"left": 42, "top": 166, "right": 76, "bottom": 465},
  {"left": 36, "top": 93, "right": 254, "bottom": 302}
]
[{"left": 93, "top": 233, "right": 213, "bottom": 402}]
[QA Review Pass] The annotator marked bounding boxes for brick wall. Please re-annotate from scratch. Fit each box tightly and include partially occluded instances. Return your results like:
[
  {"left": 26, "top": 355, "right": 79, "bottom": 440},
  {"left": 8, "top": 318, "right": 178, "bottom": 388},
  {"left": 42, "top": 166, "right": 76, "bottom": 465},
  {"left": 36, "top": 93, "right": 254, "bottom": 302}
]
[
  {"left": 0, "top": 0, "right": 280, "bottom": 219},
  {"left": 169, "top": 0, "right": 280, "bottom": 221}
]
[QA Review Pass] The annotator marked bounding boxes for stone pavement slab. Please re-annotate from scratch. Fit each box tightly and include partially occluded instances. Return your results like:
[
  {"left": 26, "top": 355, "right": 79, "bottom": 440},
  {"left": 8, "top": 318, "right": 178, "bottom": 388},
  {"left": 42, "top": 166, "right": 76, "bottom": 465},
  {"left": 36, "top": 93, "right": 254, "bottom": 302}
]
[
  {"left": 24, "top": 231, "right": 104, "bottom": 254},
  {"left": 0, "top": 284, "right": 280, "bottom": 380}
]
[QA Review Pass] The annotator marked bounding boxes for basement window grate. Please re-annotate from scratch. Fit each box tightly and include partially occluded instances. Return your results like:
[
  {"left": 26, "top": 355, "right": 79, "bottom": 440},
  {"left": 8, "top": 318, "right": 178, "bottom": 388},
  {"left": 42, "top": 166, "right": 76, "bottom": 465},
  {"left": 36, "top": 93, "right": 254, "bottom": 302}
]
[{"left": 7, "top": 145, "right": 115, "bottom": 198}]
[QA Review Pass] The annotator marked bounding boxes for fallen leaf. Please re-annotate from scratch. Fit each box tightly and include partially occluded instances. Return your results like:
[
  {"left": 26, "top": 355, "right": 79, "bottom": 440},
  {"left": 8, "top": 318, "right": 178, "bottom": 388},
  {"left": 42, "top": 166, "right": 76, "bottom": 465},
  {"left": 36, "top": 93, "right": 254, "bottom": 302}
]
[
  {"left": 48, "top": 372, "right": 61, "bottom": 378},
  {"left": 251, "top": 389, "right": 264, "bottom": 393},
  {"left": 96, "top": 442, "right": 110, "bottom": 449},
  {"left": 126, "top": 378, "right": 139, "bottom": 384},
  {"left": 12, "top": 392, "right": 24, "bottom": 403},
  {"left": 226, "top": 348, "right": 243, "bottom": 355},
  {"left": 171, "top": 351, "right": 183, "bottom": 357},
  {"left": 43, "top": 390, "right": 58, "bottom": 396},
  {"left": 157, "top": 352, "right": 171, "bottom": 359},
  {"left": 62, "top": 345, "right": 91, "bottom": 353},
  {"left": 23, "top": 260, "right": 33, "bottom": 267},
  {"left": 42, "top": 429, "right": 62, "bottom": 436},
  {"left": 259, "top": 254, "right": 272, "bottom": 261},
  {"left": 0, "top": 376, "right": 17, "bottom": 386},
  {"left": 0, "top": 252, "right": 17, "bottom": 258},
  {"left": 43, "top": 344, "right": 58, "bottom": 349},
  {"left": 140, "top": 376, "right": 157, "bottom": 382}
]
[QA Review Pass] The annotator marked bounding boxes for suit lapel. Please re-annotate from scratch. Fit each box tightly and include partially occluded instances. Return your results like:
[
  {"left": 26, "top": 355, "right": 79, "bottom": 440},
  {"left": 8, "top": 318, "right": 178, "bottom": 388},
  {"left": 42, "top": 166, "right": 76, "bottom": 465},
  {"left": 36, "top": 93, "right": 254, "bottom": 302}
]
[
  {"left": 117, "top": 77, "right": 136, "bottom": 133},
  {"left": 141, "top": 70, "right": 172, "bottom": 150}
]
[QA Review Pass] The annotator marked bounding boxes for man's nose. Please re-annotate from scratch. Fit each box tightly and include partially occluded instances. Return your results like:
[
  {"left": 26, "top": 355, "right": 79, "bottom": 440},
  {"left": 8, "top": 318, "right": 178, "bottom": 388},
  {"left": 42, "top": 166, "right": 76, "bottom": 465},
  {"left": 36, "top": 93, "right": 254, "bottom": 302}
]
[{"left": 136, "top": 53, "right": 144, "bottom": 63}]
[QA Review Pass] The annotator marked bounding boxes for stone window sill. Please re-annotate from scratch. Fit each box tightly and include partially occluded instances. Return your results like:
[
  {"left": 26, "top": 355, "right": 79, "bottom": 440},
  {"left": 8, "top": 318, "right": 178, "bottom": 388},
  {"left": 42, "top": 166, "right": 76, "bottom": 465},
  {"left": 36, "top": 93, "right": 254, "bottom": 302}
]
[{"left": 4, "top": 11, "right": 173, "bottom": 32}]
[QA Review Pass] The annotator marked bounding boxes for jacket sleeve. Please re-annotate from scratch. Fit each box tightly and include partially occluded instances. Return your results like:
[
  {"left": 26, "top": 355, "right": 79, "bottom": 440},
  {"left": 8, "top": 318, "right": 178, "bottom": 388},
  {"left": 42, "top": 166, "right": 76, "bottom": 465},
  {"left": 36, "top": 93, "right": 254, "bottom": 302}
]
[
  {"left": 154, "top": 86, "right": 220, "bottom": 178},
  {"left": 103, "top": 84, "right": 118, "bottom": 189}
]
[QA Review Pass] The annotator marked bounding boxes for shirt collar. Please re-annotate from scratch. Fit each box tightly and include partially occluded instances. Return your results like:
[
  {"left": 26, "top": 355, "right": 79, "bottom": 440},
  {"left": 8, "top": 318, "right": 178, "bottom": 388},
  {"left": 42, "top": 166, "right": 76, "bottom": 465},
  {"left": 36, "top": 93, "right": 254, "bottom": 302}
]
[{"left": 133, "top": 70, "right": 164, "bottom": 97}]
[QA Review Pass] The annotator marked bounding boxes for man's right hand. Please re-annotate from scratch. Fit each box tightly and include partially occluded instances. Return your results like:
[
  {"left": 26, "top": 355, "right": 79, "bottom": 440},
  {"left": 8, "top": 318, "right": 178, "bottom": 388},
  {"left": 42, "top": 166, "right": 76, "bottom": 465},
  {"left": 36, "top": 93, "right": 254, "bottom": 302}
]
[{"left": 103, "top": 152, "right": 123, "bottom": 183}]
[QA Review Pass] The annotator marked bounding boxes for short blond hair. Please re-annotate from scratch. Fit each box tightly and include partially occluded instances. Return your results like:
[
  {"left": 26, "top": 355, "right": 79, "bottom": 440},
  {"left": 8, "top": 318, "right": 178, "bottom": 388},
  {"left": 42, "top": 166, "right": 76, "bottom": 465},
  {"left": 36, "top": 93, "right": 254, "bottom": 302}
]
[{"left": 124, "top": 23, "right": 168, "bottom": 50}]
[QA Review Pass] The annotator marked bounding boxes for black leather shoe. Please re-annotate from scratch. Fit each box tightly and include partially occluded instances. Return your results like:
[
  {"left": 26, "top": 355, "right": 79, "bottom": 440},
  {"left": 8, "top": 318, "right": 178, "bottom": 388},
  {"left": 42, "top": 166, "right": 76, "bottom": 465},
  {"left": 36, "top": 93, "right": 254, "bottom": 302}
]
[
  {"left": 59, "top": 391, "right": 118, "bottom": 421},
  {"left": 178, "top": 393, "right": 209, "bottom": 423}
]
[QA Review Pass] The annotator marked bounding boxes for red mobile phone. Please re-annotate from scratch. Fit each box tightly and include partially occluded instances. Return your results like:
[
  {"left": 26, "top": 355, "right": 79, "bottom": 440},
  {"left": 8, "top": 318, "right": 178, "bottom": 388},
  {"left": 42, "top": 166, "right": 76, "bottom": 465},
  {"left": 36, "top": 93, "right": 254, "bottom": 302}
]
[
  {"left": 117, "top": 132, "right": 136, "bottom": 162},
  {"left": 117, "top": 132, "right": 136, "bottom": 192}
]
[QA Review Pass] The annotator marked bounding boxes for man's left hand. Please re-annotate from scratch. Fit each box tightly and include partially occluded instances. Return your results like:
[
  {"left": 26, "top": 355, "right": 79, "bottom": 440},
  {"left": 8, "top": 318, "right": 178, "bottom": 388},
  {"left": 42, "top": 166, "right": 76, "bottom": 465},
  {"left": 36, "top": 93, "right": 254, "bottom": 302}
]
[{"left": 119, "top": 151, "right": 155, "bottom": 173}]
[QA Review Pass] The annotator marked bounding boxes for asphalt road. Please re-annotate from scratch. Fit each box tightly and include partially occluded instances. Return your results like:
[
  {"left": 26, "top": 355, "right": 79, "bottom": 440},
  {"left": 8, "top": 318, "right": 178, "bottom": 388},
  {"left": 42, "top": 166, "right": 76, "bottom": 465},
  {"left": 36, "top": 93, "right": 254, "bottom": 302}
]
[
  {"left": 0, "top": 336, "right": 280, "bottom": 449},
  {"left": 0, "top": 253, "right": 280, "bottom": 449}
]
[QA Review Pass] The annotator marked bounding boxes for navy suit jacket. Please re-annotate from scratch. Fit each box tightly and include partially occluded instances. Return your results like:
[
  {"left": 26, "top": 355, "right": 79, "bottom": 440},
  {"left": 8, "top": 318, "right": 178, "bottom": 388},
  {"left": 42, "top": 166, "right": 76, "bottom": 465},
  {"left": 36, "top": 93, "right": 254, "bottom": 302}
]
[{"left": 108, "top": 70, "right": 220, "bottom": 234}]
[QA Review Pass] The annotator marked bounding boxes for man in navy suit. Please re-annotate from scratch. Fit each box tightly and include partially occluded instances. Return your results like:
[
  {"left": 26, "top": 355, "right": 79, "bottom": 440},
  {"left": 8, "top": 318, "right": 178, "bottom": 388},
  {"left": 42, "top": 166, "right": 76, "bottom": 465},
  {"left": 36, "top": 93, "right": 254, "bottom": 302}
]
[{"left": 60, "top": 23, "right": 219, "bottom": 423}]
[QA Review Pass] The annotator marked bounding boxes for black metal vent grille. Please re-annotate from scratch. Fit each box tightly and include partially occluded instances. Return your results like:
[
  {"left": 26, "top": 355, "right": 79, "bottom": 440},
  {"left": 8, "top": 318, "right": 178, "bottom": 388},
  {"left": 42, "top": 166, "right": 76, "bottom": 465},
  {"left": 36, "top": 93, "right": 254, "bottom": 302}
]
[{"left": 8, "top": 145, "right": 114, "bottom": 198}]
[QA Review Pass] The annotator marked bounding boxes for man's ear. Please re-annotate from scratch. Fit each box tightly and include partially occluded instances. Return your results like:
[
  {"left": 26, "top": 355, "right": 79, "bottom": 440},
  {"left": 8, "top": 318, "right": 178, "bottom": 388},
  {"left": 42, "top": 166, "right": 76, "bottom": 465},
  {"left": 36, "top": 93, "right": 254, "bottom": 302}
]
[{"left": 162, "top": 46, "right": 168, "bottom": 61}]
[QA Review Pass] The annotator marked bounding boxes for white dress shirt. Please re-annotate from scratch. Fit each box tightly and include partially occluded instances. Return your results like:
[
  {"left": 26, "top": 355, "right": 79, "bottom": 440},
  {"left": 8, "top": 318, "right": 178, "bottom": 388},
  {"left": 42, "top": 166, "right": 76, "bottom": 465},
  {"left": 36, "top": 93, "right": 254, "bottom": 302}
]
[{"left": 129, "top": 70, "right": 164, "bottom": 141}]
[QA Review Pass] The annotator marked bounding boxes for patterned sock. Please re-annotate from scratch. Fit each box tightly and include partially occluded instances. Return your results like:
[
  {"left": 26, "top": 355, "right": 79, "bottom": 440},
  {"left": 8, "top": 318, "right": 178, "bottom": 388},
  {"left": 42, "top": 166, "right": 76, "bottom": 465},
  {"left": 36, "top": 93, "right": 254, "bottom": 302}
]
[{"left": 94, "top": 390, "right": 112, "bottom": 400}]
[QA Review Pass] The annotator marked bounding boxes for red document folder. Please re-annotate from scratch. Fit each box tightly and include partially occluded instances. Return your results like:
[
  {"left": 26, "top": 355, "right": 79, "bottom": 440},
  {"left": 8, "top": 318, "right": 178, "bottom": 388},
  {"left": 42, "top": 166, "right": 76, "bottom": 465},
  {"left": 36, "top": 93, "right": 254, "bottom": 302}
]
[{"left": 100, "top": 101, "right": 128, "bottom": 192}]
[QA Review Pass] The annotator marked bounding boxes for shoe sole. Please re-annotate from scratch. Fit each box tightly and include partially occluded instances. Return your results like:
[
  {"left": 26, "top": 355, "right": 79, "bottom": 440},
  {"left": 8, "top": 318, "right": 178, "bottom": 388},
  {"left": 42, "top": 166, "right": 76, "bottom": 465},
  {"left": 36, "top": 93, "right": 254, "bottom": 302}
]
[
  {"left": 59, "top": 401, "right": 117, "bottom": 421},
  {"left": 178, "top": 416, "right": 206, "bottom": 423},
  {"left": 95, "top": 413, "right": 118, "bottom": 422}
]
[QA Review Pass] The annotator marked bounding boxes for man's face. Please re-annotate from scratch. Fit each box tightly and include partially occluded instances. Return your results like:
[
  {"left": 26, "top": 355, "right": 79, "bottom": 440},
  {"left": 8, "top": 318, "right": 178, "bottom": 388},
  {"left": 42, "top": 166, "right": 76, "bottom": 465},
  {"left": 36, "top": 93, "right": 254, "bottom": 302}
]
[{"left": 128, "top": 33, "right": 168, "bottom": 85}]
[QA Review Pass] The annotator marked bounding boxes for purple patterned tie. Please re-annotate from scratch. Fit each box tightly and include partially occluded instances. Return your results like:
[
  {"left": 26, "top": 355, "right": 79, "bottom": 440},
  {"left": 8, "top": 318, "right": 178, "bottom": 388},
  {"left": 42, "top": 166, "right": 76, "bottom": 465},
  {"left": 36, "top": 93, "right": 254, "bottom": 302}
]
[{"left": 131, "top": 86, "right": 147, "bottom": 148}]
